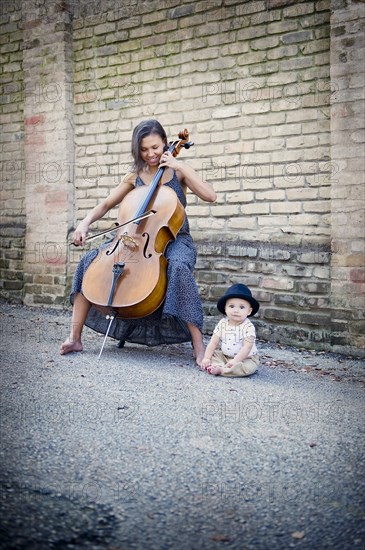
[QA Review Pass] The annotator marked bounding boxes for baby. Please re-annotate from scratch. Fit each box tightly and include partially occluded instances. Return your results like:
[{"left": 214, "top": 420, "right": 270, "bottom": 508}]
[{"left": 201, "top": 283, "right": 260, "bottom": 377}]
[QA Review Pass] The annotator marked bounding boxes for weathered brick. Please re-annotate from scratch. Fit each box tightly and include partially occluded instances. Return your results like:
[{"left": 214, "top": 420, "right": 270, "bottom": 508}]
[
  {"left": 3, "top": 280, "right": 23, "bottom": 290},
  {"left": 268, "top": 20, "right": 298, "bottom": 34},
  {"left": 264, "top": 308, "right": 297, "bottom": 322},
  {"left": 298, "top": 312, "right": 331, "bottom": 326},
  {"left": 283, "top": 3, "right": 315, "bottom": 17},
  {"left": 259, "top": 248, "right": 291, "bottom": 261},
  {"left": 169, "top": 5, "right": 194, "bottom": 19},
  {"left": 267, "top": 44, "right": 298, "bottom": 60},
  {"left": 282, "top": 30, "right": 313, "bottom": 44},
  {"left": 117, "top": 16, "right": 142, "bottom": 30}
]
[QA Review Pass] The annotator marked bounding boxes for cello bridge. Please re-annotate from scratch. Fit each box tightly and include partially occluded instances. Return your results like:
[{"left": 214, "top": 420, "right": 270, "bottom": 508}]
[{"left": 120, "top": 234, "right": 138, "bottom": 249}]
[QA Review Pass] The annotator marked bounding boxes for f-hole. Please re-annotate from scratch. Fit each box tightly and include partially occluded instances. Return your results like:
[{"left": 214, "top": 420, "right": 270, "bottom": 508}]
[{"left": 142, "top": 232, "right": 152, "bottom": 258}]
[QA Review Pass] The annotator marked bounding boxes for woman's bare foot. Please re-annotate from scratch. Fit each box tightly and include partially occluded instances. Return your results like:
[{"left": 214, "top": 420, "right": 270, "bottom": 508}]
[
  {"left": 207, "top": 365, "right": 223, "bottom": 376},
  {"left": 194, "top": 349, "right": 205, "bottom": 368},
  {"left": 192, "top": 344, "right": 206, "bottom": 368},
  {"left": 186, "top": 322, "right": 205, "bottom": 367},
  {"left": 60, "top": 338, "right": 83, "bottom": 355}
]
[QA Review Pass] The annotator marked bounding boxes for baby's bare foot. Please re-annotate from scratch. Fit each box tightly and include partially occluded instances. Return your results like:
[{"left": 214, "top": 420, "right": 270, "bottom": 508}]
[
  {"left": 207, "top": 365, "right": 223, "bottom": 376},
  {"left": 60, "top": 338, "right": 83, "bottom": 355}
]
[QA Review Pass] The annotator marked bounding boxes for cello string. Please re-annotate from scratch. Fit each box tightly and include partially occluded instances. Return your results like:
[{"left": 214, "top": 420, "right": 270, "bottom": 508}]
[{"left": 133, "top": 139, "right": 180, "bottom": 220}]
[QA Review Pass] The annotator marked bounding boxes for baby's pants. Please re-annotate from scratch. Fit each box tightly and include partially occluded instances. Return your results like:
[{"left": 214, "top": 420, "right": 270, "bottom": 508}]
[{"left": 211, "top": 350, "right": 259, "bottom": 377}]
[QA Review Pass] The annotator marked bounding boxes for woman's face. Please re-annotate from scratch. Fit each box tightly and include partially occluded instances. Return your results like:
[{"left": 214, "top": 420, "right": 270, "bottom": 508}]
[{"left": 140, "top": 134, "right": 165, "bottom": 168}]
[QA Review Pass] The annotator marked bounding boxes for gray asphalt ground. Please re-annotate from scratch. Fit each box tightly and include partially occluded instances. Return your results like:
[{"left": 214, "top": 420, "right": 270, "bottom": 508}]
[{"left": 1, "top": 302, "right": 364, "bottom": 550}]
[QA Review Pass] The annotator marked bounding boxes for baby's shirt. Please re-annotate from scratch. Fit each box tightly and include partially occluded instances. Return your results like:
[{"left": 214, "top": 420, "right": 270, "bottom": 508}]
[{"left": 213, "top": 317, "right": 258, "bottom": 357}]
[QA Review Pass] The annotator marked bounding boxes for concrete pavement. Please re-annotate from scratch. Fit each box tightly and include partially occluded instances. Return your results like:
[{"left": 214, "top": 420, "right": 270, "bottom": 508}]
[{"left": 0, "top": 302, "right": 364, "bottom": 549}]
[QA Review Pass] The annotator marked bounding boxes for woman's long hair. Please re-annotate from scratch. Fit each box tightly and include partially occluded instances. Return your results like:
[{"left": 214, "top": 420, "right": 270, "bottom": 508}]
[{"left": 131, "top": 119, "right": 168, "bottom": 173}]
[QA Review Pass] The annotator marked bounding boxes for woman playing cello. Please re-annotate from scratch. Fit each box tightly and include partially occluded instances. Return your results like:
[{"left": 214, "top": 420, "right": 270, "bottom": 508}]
[{"left": 60, "top": 119, "right": 216, "bottom": 366}]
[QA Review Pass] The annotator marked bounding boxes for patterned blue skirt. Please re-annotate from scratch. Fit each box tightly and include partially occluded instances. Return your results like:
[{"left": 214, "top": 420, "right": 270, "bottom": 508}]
[{"left": 70, "top": 233, "right": 203, "bottom": 346}]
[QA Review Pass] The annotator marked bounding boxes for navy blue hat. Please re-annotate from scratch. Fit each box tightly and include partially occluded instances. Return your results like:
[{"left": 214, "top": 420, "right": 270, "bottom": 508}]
[{"left": 217, "top": 283, "right": 260, "bottom": 317}]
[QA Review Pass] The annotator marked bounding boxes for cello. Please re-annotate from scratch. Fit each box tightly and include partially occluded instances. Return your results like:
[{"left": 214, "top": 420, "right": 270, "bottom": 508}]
[{"left": 82, "top": 129, "right": 194, "bottom": 332}]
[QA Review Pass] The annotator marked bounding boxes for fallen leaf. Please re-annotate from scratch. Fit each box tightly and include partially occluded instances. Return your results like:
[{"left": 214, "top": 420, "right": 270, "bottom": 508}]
[
  {"left": 210, "top": 534, "right": 231, "bottom": 542},
  {"left": 291, "top": 531, "right": 305, "bottom": 539}
]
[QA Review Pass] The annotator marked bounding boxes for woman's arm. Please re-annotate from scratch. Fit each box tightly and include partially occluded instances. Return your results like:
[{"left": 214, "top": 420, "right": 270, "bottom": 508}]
[
  {"left": 73, "top": 173, "right": 135, "bottom": 245},
  {"left": 160, "top": 151, "right": 216, "bottom": 203},
  {"left": 177, "top": 161, "right": 217, "bottom": 203}
]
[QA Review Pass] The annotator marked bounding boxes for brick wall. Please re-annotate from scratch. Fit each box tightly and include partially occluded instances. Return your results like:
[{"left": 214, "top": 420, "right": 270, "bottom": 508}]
[
  {"left": 20, "top": 2, "right": 75, "bottom": 307},
  {"left": 0, "top": 0, "right": 25, "bottom": 301},
  {"left": 0, "top": 0, "right": 364, "bottom": 356},
  {"left": 329, "top": 0, "right": 365, "bottom": 351}
]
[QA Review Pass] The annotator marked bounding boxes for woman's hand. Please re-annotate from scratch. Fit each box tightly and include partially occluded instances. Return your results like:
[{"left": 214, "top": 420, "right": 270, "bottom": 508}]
[
  {"left": 159, "top": 150, "right": 180, "bottom": 170},
  {"left": 73, "top": 220, "right": 90, "bottom": 246}
]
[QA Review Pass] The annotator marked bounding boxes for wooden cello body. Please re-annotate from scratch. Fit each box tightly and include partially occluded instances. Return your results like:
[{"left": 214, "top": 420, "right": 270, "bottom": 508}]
[{"left": 82, "top": 130, "right": 193, "bottom": 319}]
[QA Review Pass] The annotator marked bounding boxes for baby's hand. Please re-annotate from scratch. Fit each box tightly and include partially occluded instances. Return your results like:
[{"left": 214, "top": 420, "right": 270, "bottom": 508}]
[{"left": 200, "top": 357, "right": 211, "bottom": 370}]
